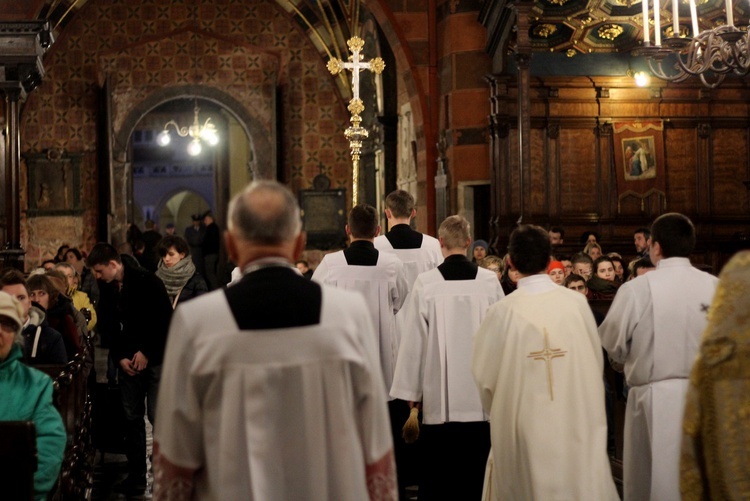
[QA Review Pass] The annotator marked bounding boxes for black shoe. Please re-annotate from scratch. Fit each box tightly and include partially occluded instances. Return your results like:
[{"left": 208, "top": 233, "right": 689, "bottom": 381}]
[{"left": 114, "top": 475, "right": 147, "bottom": 496}]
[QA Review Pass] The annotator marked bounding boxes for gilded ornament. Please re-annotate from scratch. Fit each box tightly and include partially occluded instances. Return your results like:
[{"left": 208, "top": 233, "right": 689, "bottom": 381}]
[
  {"left": 598, "top": 24, "right": 624, "bottom": 40},
  {"left": 665, "top": 25, "right": 690, "bottom": 38},
  {"left": 547, "top": 0, "right": 570, "bottom": 5},
  {"left": 369, "top": 57, "right": 385, "bottom": 74},
  {"left": 566, "top": 48, "right": 577, "bottom": 57},
  {"left": 348, "top": 98, "right": 365, "bottom": 116},
  {"left": 327, "top": 58, "right": 342, "bottom": 75},
  {"left": 533, "top": 24, "right": 558, "bottom": 38},
  {"left": 347, "top": 36, "right": 365, "bottom": 53}
]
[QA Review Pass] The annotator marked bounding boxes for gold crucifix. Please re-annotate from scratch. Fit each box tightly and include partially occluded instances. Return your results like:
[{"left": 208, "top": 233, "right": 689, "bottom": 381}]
[
  {"left": 527, "top": 328, "right": 568, "bottom": 401},
  {"left": 327, "top": 36, "right": 385, "bottom": 205}
]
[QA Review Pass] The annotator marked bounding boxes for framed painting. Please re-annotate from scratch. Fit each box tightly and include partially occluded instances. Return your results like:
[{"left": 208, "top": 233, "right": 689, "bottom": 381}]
[{"left": 24, "top": 150, "right": 84, "bottom": 216}]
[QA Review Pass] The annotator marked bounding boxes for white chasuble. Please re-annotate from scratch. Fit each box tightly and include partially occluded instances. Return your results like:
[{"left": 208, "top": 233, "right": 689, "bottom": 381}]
[
  {"left": 473, "top": 274, "right": 619, "bottom": 501},
  {"left": 155, "top": 287, "right": 393, "bottom": 500},
  {"left": 312, "top": 250, "right": 408, "bottom": 393},
  {"left": 599, "top": 257, "right": 718, "bottom": 501},
  {"left": 390, "top": 267, "right": 504, "bottom": 424}
]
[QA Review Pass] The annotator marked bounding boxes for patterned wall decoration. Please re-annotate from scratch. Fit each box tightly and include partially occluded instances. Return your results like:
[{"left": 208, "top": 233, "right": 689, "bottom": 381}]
[{"left": 19, "top": 0, "right": 352, "bottom": 264}]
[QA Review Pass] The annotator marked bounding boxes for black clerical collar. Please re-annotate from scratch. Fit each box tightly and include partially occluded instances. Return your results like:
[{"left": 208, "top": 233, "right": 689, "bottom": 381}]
[
  {"left": 443, "top": 254, "right": 470, "bottom": 264},
  {"left": 385, "top": 224, "right": 423, "bottom": 249},
  {"left": 438, "top": 254, "right": 478, "bottom": 280},
  {"left": 344, "top": 240, "right": 379, "bottom": 266},
  {"left": 349, "top": 240, "right": 375, "bottom": 250}
]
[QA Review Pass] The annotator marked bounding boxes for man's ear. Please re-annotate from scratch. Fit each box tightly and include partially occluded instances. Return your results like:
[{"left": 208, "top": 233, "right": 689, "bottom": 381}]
[
  {"left": 384, "top": 208, "right": 392, "bottom": 220},
  {"left": 374, "top": 225, "right": 381, "bottom": 238},
  {"left": 410, "top": 208, "right": 417, "bottom": 219},
  {"left": 345, "top": 225, "right": 352, "bottom": 237},
  {"left": 224, "top": 230, "right": 238, "bottom": 264}
]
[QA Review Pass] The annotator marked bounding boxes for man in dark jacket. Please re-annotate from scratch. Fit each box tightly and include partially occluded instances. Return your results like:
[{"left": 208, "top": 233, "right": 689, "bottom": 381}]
[{"left": 87, "top": 243, "right": 172, "bottom": 496}]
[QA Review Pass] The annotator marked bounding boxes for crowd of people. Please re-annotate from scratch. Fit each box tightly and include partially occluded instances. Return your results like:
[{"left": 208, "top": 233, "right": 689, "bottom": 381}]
[{"left": 0, "top": 181, "right": 747, "bottom": 501}]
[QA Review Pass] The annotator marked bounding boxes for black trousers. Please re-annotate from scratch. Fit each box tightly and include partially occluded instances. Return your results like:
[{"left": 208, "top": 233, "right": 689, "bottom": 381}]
[
  {"left": 119, "top": 364, "right": 161, "bottom": 479},
  {"left": 418, "top": 421, "right": 491, "bottom": 501}
]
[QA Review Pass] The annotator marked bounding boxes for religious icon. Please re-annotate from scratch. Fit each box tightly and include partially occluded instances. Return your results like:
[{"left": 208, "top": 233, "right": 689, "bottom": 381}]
[{"left": 622, "top": 136, "right": 657, "bottom": 180}]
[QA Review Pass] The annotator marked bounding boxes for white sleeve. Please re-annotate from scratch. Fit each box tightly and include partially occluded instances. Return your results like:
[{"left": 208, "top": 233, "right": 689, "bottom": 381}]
[
  {"left": 311, "top": 256, "right": 329, "bottom": 284},
  {"left": 598, "top": 284, "right": 637, "bottom": 365},
  {"left": 389, "top": 280, "right": 428, "bottom": 402},
  {"left": 154, "top": 309, "right": 204, "bottom": 469},
  {"left": 392, "top": 262, "right": 409, "bottom": 314},
  {"left": 472, "top": 304, "right": 506, "bottom": 414}
]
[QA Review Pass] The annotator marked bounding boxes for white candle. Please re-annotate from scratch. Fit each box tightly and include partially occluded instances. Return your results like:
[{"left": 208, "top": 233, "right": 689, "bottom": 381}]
[
  {"left": 642, "top": 0, "right": 651, "bottom": 43},
  {"left": 726, "top": 0, "right": 734, "bottom": 27},
  {"left": 689, "top": 0, "right": 700, "bottom": 37},
  {"left": 654, "top": 0, "right": 662, "bottom": 45},
  {"left": 672, "top": 0, "right": 680, "bottom": 36}
]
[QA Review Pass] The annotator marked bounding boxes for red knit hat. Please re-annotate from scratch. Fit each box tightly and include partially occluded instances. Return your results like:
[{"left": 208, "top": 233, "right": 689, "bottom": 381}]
[{"left": 547, "top": 260, "right": 565, "bottom": 273}]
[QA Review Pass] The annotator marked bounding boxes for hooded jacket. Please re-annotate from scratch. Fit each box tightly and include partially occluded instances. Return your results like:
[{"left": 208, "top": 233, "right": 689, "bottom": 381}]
[{"left": 22, "top": 306, "right": 67, "bottom": 365}]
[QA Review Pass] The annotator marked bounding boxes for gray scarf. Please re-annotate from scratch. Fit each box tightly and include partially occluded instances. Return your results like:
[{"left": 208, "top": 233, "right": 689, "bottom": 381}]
[{"left": 156, "top": 257, "right": 196, "bottom": 299}]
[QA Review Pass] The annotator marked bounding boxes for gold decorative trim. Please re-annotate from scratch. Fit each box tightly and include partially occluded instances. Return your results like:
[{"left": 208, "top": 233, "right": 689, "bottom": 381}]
[
  {"left": 527, "top": 329, "right": 568, "bottom": 401},
  {"left": 598, "top": 24, "right": 624, "bottom": 41},
  {"left": 533, "top": 24, "right": 558, "bottom": 38}
]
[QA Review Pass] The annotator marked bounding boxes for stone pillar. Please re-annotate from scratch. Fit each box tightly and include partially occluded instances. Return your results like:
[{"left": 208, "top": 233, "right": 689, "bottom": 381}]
[{"left": 514, "top": 2, "right": 533, "bottom": 221}]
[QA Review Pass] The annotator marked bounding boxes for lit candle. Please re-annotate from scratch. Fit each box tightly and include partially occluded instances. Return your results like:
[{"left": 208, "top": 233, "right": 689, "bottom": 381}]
[
  {"left": 672, "top": 0, "right": 680, "bottom": 36},
  {"left": 654, "top": 0, "right": 662, "bottom": 45},
  {"left": 642, "top": 0, "right": 651, "bottom": 44},
  {"left": 726, "top": 0, "right": 734, "bottom": 27},
  {"left": 689, "top": 0, "right": 700, "bottom": 37}
]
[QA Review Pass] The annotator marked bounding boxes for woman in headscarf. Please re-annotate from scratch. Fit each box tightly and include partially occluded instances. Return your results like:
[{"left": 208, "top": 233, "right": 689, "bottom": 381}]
[{"left": 155, "top": 235, "right": 208, "bottom": 309}]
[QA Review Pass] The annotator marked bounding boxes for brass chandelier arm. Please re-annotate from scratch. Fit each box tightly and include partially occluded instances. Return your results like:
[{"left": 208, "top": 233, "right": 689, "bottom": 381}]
[{"left": 163, "top": 120, "right": 190, "bottom": 137}]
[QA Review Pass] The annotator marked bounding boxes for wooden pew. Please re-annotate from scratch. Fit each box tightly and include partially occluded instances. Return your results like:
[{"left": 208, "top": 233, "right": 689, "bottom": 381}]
[
  {"left": 37, "top": 332, "right": 95, "bottom": 501},
  {"left": 0, "top": 421, "right": 36, "bottom": 501}
]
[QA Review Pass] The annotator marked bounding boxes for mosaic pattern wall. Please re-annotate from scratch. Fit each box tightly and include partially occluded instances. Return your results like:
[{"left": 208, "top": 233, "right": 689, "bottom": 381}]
[{"left": 20, "top": 0, "right": 352, "bottom": 264}]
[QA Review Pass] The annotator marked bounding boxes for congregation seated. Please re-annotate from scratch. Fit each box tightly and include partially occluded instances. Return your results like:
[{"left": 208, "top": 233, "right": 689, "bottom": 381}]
[
  {"left": 584, "top": 241, "right": 603, "bottom": 261},
  {"left": 0, "top": 290, "right": 66, "bottom": 501},
  {"left": 27, "top": 273, "right": 83, "bottom": 360},
  {"left": 587, "top": 256, "right": 620, "bottom": 300}
]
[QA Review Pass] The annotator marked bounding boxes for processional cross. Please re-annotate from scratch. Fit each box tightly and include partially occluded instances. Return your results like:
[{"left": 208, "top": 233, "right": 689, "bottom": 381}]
[
  {"left": 327, "top": 36, "right": 385, "bottom": 205},
  {"left": 527, "top": 328, "right": 568, "bottom": 401}
]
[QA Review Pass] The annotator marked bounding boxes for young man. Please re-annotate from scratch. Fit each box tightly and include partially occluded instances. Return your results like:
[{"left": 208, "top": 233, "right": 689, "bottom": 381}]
[
  {"left": 548, "top": 225, "right": 564, "bottom": 246},
  {"left": 634, "top": 227, "right": 651, "bottom": 257},
  {"left": 472, "top": 225, "right": 618, "bottom": 501},
  {"left": 374, "top": 189, "right": 443, "bottom": 289},
  {"left": 599, "top": 213, "right": 718, "bottom": 501},
  {"left": 87, "top": 243, "right": 173, "bottom": 496},
  {"left": 0, "top": 269, "right": 67, "bottom": 365},
  {"left": 312, "top": 204, "right": 409, "bottom": 392},
  {"left": 153, "top": 181, "right": 396, "bottom": 500},
  {"left": 390, "top": 215, "right": 504, "bottom": 500},
  {"left": 571, "top": 252, "right": 594, "bottom": 280}
]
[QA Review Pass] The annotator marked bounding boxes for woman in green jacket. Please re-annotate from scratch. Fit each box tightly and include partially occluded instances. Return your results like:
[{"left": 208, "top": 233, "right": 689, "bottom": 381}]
[{"left": 0, "top": 290, "right": 66, "bottom": 501}]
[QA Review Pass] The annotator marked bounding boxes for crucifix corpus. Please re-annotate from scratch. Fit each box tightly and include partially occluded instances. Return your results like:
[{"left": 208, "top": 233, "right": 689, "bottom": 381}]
[{"left": 327, "top": 36, "right": 385, "bottom": 205}]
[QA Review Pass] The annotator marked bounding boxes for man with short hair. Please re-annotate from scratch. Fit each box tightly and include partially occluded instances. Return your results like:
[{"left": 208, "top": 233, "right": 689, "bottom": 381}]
[
  {"left": 634, "top": 227, "right": 651, "bottom": 257},
  {"left": 153, "top": 181, "right": 396, "bottom": 500},
  {"left": 391, "top": 215, "right": 503, "bottom": 500},
  {"left": 571, "top": 252, "right": 594, "bottom": 280},
  {"left": 549, "top": 225, "right": 565, "bottom": 246},
  {"left": 632, "top": 256, "right": 656, "bottom": 278},
  {"left": 0, "top": 269, "right": 67, "bottom": 365},
  {"left": 600, "top": 213, "right": 718, "bottom": 501},
  {"left": 564, "top": 273, "right": 588, "bottom": 295},
  {"left": 374, "top": 189, "right": 443, "bottom": 289},
  {"left": 472, "top": 225, "right": 618, "bottom": 500},
  {"left": 313, "top": 204, "right": 409, "bottom": 392},
  {"left": 87, "top": 243, "right": 173, "bottom": 496}
]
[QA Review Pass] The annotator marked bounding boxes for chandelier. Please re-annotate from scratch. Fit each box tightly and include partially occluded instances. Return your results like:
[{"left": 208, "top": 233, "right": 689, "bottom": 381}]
[
  {"left": 633, "top": 0, "right": 749, "bottom": 87},
  {"left": 156, "top": 101, "right": 219, "bottom": 156}
]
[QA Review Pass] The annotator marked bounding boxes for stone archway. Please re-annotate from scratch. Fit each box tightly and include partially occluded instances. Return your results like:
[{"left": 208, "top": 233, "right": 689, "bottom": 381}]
[{"left": 109, "top": 84, "right": 274, "bottom": 244}]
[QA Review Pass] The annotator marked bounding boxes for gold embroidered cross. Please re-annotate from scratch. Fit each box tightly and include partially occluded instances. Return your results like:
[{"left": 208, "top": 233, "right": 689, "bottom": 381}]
[{"left": 527, "top": 328, "right": 567, "bottom": 401}]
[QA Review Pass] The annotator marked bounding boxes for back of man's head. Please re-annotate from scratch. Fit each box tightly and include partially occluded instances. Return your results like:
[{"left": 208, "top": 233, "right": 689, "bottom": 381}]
[
  {"left": 650, "top": 212, "right": 695, "bottom": 258},
  {"left": 227, "top": 180, "right": 302, "bottom": 245},
  {"left": 86, "top": 243, "right": 121, "bottom": 268},
  {"left": 508, "top": 225, "right": 552, "bottom": 275},
  {"left": 632, "top": 256, "right": 655, "bottom": 276},
  {"left": 0, "top": 269, "right": 28, "bottom": 292},
  {"left": 348, "top": 204, "right": 379, "bottom": 239},
  {"left": 438, "top": 215, "right": 471, "bottom": 250},
  {"left": 384, "top": 190, "right": 415, "bottom": 219}
]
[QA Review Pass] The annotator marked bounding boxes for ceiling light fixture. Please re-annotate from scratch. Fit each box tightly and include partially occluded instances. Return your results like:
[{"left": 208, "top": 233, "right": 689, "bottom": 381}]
[
  {"left": 156, "top": 100, "right": 219, "bottom": 156},
  {"left": 633, "top": 0, "right": 749, "bottom": 87}
]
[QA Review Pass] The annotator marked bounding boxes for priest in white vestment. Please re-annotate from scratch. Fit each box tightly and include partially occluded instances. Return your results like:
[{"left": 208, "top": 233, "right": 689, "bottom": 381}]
[
  {"left": 312, "top": 204, "right": 409, "bottom": 393},
  {"left": 599, "top": 212, "right": 718, "bottom": 501},
  {"left": 153, "top": 181, "right": 396, "bottom": 501},
  {"left": 374, "top": 189, "right": 443, "bottom": 289},
  {"left": 473, "top": 224, "right": 619, "bottom": 501},
  {"left": 391, "top": 215, "right": 504, "bottom": 500}
]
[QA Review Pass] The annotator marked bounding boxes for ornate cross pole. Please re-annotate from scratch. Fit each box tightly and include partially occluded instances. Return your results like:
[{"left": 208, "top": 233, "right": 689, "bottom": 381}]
[{"left": 327, "top": 36, "right": 385, "bottom": 205}]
